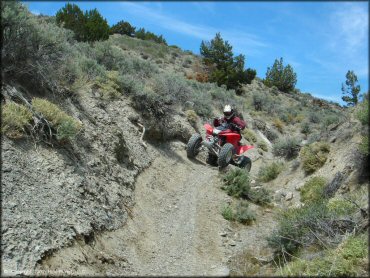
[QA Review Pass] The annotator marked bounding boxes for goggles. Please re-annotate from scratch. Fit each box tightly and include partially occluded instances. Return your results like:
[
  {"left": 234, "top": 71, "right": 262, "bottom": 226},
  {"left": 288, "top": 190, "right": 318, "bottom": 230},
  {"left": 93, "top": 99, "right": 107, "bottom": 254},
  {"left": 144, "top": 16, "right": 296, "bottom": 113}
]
[{"left": 224, "top": 111, "right": 233, "bottom": 117}]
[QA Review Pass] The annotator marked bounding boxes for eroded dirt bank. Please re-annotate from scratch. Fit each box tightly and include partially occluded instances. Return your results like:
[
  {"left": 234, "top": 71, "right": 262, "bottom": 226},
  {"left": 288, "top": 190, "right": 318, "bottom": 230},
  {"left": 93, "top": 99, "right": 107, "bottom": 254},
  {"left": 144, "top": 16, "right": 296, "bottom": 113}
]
[{"left": 35, "top": 142, "right": 233, "bottom": 276}]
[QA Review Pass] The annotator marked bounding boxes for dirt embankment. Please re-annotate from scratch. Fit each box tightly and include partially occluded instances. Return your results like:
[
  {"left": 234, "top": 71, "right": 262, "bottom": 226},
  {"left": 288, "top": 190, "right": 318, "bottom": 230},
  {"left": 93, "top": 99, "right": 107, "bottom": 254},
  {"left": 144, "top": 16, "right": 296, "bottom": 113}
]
[
  {"left": 34, "top": 142, "right": 230, "bottom": 276},
  {"left": 1, "top": 84, "right": 193, "bottom": 275}
]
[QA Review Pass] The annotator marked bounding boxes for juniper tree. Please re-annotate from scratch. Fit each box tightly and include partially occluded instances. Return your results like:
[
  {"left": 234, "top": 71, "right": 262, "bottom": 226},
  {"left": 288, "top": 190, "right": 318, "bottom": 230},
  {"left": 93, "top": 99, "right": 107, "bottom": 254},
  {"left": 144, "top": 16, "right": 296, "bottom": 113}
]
[
  {"left": 200, "top": 33, "right": 256, "bottom": 94},
  {"left": 84, "top": 9, "right": 109, "bottom": 42},
  {"left": 56, "top": 4, "right": 109, "bottom": 42},
  {"left": 135, "top": 28, "right": 167, "bottom": 44},
  {"left": 341, "top": 70, "right": 361, "bottom": 106},
  {"left": 110, "top": 20, "right": 136, "bottom": 36},
  {"left": 265, "top": 57, "right": 297, "bottom": 93},
  {"left": 56, "top": 3, "right": 85, "bottom": 41}
]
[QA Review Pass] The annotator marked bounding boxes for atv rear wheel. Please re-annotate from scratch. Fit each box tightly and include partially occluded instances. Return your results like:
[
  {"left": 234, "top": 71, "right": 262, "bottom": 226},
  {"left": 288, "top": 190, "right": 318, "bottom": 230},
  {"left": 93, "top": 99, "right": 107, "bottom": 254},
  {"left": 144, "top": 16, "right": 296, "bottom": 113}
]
[
  {"left": 187, "top": 133, "right": 202, "bottom": 158},
  {"left": 218, "top": 143, "right": 234, "bottom": 168},
  {"left": 238, "top": 156, "right": 252, "bottom": 172},
  {"left": 206, "top": 152, "right": 218, "bottom": 166}
]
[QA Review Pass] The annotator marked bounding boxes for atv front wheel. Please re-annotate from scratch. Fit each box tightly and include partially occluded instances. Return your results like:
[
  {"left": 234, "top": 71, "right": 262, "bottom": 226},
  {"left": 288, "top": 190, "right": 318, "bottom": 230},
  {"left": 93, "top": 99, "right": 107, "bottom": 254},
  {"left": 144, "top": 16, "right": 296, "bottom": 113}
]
[
  {"left": 187, "top": 133, "right": 202, "bottom": 158},
  {"left": 238, "top": 156, "right": 252, "bottom": 172},
  {"left": 218, "top": 143, "right": 234, "bottom": 168}
]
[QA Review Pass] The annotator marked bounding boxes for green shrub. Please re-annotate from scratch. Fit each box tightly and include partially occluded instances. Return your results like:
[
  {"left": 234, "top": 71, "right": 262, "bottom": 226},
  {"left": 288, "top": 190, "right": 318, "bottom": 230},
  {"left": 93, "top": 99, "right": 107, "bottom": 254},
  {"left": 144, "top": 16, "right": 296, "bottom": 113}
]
[
  {"left": 234, "top": 201, "right": 256, "bottom": 224},
  {"left": 294, "top": 113, "right": 305, "bottom": 123},
  {"left": 91, "top": 39, "right": 159, "bottom": 77},
  {"left": 301, "top": 121, "right": 311, "bottom": 135},
  {"left": 278, "top": 112, "right": 289, "bottom": 123},
  {"left": 257, "top": 141, "right": 268, "bottom": 152},
  {"left": 221, "top": 205, "right": 234, "bottom": 221},
  {"left": 129, "top": 73, "right": 198, "bottom": 117},
  {"left": 151, "top": 73, "right": 192, "bottom": 104},
  {"left": 265, "top": 128, "right": 279, "bottom": 143},
  {"left": 110, "top": 74, "right": 140, "bottom": 96},
  {"left": 264, "top": 57, "right": 297, "bottom": 93},
  {"left": 356, "top": 97, "right": 369, "bottom": 126},
  {"left": 94, "top": 70, "right": 122, "bottom": 99},
  {"left": 2, "top": 2, "right": 75, "bottom": 94},
  {"left": 258, "top": 162, "right": 284, "bottom": 182},
  {"left": 247, "top": 187, "right": 272, "bottom": 206},
  {"left": 32, "top": 98, "right": 81, "bottom": 141},
  {"left": 265, "top": 96, "right": 283, "bottom": 115},
  {"left": 1, "top": 102, "right": 33, "bottom": 138},
  {"left": 359, "top": 136, "right": 369, "bottom": 156},
  {"left": 131, "top": 86, "right": 165, "bottom": 117},
  {"left": 207, "top": 84, "right": 235, "bottom": 108},
  {"left": 300, "top": 176, "right": 327, "bottom": 204},
  {"left": 300, "top": 142, "right": 330, "bottom": 174},
  {"left": 307, "top": 132, "right": 321, "bottom": 144},
  {"left": 76, "top": 55, "right": 107, "bottom": 81},
  {"left": 191, "top": 94, "right": 213, "bottom": 118},
  {"left": 321, "top": 114, "right": 340, "bottom": 129},
  {"left": 308, "top": 111, "right": 320, "bottom": 123},
  {"left": 252, "top": 92, "right": 265, "bottom": 111},
  {"left": 267, "top": 202, "right": 332, "bottom": 256},
  {"left": 341, "top": 234, "right": 368, "bottom": 260},
  {"left": 278, "top": 234, "right": 368, "bottom": 276},
  {"left": 327, "top": 197, "right": 357, "bottom": 216},
  {"left": 273, "top": 137, "right": 300, "bottom": 160},
  {"left": 185, "top": 110, "right": 198, "bottom": 125},
  {"left": 272, "top": 118, "right": 284, "bottom": 133},
  {"left": 222, "top": 168, "right": 251, "bottom": 199},
  {"left": 221, "top": 201, "right": 256, "bottom": 224},
  {"left": 242, "top": 129, "right": 257, "bottom": 143},
  {"left": 56, "top": 118, "right": 81, "bottom": 141}
]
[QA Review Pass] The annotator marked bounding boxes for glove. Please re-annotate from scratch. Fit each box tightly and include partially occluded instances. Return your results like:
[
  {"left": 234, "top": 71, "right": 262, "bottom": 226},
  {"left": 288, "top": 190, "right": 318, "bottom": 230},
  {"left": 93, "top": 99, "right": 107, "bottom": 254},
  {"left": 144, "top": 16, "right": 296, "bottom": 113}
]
[
  {"left": 230, "top": 123, "right": 241, "bottom": 132},
  {"left": 213, "top": 117, "right": 220, "bottom": 127}
]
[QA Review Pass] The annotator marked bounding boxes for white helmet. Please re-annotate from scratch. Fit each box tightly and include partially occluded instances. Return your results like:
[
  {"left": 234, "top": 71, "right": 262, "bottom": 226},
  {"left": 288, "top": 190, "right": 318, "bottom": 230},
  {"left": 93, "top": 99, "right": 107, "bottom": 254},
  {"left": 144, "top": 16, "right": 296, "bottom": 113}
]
[{"left": 223, "top": 104, "right": 234, "bottom": 120}]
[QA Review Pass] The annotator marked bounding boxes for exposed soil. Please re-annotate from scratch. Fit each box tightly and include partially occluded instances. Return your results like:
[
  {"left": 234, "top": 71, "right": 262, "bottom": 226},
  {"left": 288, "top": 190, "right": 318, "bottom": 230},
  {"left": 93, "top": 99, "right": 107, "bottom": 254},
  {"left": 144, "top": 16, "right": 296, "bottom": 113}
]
[{"left": 34, "top": 140, "right": 277, "bottom": 276}]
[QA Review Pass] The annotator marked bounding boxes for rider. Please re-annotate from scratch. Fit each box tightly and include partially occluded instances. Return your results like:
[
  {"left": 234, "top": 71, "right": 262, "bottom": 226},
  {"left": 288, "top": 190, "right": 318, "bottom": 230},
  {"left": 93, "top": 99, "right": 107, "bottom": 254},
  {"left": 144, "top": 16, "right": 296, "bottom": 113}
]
[{"left": 213, "top": 104, "right": 247, "bottom": 133}]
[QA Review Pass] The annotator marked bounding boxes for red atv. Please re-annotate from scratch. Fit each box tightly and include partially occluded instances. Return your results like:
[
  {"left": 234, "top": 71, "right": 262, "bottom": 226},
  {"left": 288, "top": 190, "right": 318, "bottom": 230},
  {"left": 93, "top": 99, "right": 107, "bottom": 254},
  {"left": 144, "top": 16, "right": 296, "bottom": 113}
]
[{"left": 187, "top": 122, "right": 254, "bottom": 171}]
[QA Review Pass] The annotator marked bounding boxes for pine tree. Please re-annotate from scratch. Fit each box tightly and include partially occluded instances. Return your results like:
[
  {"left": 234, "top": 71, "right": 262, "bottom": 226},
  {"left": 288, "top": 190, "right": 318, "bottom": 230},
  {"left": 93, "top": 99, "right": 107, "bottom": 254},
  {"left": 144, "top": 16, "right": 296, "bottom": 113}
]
[
  {"left": 55, "top": 3, "right": 85, "bottom": 41},
  {"left": 341, "top": 70, "right": 361, "bottom": 106},
  {"left": 110, "top": 20, "right": 136, "bottom": 36},
  {"left": 200, "top": 33, "right": 256, "bottom": 93},
  {"left": 84, "top": 9, "right": 109, "bottom": 42},
  {"left": 200, "top": 32, "right": 234, "bottom": 71},
  {"left": 265, "top": 58, "right": 297, "bottom": 93},
  {"left": 134, "top": 28, "right": 167, "bottom": 45}
]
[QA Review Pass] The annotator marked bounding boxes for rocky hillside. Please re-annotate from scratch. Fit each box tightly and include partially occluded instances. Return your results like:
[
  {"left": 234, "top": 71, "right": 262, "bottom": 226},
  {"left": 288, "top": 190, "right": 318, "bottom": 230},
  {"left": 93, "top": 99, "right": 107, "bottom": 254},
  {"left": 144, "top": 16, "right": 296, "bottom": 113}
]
[{"left": 1, "top": 2, "right": 368, "bottom": 276}]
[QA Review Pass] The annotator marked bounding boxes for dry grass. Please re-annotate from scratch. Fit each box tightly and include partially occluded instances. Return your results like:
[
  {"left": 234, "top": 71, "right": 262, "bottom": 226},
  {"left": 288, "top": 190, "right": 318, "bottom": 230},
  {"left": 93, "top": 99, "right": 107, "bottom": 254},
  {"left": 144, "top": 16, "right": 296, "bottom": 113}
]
[
  {"left": 32, "top": 98, "right": 82, "bottom": 141},
  {"left": 1, "top": 102, "right": 33, "bottom": 138}
]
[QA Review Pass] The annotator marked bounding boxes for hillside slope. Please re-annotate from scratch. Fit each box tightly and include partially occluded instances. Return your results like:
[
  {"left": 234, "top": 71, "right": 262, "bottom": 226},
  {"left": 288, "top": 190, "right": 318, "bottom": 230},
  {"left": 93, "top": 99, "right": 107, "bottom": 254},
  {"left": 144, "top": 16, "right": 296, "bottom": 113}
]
[{"left": 1, "top": 3, "right": 368, "bottom": 276}]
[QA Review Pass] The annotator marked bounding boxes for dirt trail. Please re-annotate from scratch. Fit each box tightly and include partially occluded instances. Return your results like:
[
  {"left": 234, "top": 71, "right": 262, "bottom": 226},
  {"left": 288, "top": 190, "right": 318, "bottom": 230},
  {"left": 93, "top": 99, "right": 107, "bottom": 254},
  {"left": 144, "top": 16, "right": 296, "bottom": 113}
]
[
  {"left": 37, "top": 142, "right": 233, "bottom": 276},
  {"left": 115, "top": 142, "right": 230, "bottom": 275}
]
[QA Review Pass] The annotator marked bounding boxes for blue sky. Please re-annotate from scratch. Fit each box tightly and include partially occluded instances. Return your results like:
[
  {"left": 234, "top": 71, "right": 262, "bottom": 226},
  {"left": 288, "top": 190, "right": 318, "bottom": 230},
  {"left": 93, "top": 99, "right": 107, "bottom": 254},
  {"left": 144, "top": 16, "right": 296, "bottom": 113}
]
[{"left": 25, "top": 1, "right": 369, "bottom": 104}]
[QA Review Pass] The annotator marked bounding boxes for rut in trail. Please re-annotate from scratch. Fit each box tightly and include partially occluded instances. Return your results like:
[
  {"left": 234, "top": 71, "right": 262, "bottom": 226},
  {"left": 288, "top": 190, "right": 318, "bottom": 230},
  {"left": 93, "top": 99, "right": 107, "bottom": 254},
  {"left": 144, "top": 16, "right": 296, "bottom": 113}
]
[{"left": 37, "top": 142, "right": 233, "bottom": 276}]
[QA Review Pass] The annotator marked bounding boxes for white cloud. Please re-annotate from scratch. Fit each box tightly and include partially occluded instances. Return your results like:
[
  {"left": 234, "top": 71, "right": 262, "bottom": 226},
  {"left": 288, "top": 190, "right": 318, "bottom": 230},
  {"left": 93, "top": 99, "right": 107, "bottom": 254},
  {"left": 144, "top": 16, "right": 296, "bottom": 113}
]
[
  {"left": 31, "top": 10, "right": 40, "bottom": 15},
  {"left": 329, "top": 3, "right": 368, "bottom": 57},
  {"left": 119, "top": 2, "right": 267, "bottom": 55}
]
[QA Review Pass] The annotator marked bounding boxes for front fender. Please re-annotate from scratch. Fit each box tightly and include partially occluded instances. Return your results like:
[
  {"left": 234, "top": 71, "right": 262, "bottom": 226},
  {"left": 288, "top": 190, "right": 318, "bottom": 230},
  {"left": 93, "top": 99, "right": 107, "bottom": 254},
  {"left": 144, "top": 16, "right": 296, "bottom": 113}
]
[
  {"left": 204, "top": 123, "right": 213, "bottom": 134},
  {"left": 238, "top": 145, "right": 254, "bottom": 155}
]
